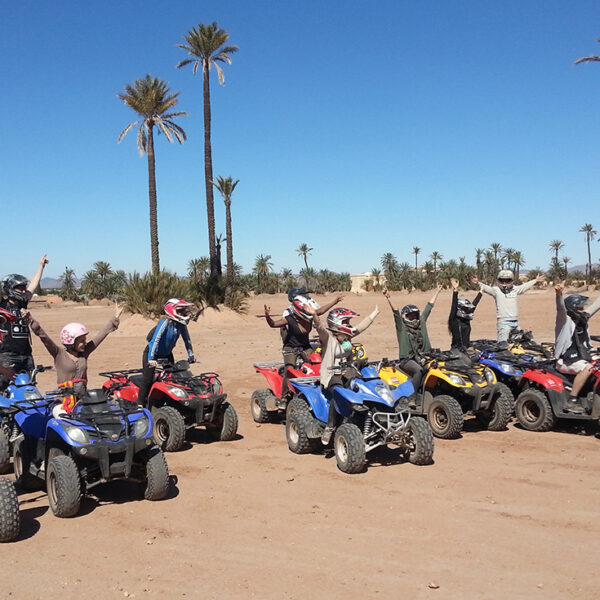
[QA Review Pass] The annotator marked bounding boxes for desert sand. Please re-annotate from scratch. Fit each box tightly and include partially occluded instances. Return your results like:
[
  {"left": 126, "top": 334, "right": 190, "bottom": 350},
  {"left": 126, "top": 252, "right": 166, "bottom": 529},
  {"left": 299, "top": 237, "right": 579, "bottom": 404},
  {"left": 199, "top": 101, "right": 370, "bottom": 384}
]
[{"left": 5, "top": 288, "right": 600, "bottom": 600}]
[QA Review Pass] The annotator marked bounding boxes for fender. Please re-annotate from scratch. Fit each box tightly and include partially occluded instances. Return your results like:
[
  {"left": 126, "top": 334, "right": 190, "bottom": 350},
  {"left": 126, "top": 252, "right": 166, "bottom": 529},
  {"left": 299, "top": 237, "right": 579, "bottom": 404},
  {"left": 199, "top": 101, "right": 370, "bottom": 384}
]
[
  {"left": 520, "top": 369, "right": 565, "bottom": 393},
  {"left": 289, "top": 380, "right": 330, "bottom": 423},
  {"left": 14, "top": 402, "right": 51, "bottom": 439},
  {"left": 254, "top": 366, "right": 284, "bottom": 398}
]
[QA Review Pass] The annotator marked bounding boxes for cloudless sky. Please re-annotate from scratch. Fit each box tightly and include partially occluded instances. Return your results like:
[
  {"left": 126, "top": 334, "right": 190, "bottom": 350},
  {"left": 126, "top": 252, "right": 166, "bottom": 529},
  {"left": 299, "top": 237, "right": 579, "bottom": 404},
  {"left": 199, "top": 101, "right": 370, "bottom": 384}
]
[{"left": 2, "top": 0, "right": 600, "bottom": 280}]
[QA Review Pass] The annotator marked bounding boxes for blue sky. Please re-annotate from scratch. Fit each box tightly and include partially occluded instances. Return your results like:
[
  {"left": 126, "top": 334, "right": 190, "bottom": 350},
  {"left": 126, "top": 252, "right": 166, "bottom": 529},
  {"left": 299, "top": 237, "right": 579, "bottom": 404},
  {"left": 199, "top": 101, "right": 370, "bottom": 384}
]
[{"left": 2, "top": 0, "right": 600, "bottom": 280}]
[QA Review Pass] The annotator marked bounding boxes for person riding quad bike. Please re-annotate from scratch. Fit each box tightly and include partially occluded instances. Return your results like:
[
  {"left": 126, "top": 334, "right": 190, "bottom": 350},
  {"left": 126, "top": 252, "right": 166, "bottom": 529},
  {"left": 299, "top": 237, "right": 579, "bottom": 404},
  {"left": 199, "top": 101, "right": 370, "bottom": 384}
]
[
  {"left": 0, "top": 254, "right": 49, "bottom": 389},
  {"left": 263, "top": 288, "right": 344, "bottom": 401},
  {"left": 553, "top": 281, "right": 600, "bottom": 414},
  {"left": 448, "top": 277, "right": 482, "bottom": 351}
]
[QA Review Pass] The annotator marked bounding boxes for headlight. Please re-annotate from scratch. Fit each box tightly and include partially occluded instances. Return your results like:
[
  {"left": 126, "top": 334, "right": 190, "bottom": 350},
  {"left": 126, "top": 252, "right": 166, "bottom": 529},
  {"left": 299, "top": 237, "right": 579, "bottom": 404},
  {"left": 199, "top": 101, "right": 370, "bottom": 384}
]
[
  {"left": 24, "top": 391, "right": 43, "bottom": 400},
  {"left": 499, "top": 363, "right": 517, "bottom": 375},
  {"left": 135, "top": 415, "right": 150, "bottom": 437},
  {"left": 168, "top": 386, "right": 188, "bottom": 399},
  {"left": 484, "top": 368, "right": 495, "bottom": 383},
  {"left": 375, "top": 383, "right": 394, "bottom": 403},
  {"left": 448, "top": 374, "right": 465, "bottom": 386},
  {"left": 62, "top": 424, "right": 89, "bottom": 444}
]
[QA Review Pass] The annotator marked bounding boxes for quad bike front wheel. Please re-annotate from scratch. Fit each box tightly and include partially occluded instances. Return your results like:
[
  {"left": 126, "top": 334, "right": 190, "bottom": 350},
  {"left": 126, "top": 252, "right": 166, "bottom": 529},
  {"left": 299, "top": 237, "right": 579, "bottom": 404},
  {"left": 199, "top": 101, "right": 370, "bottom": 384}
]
[
  {"left": 0, "top": 477, "right": 20, "bottom": 542},
  {"left": 0, "top": 427, "right": 10, "bottom": 475},
  {"left": 153, "top": 406, "right": 186, "bottom": 452},
  {"left": 405, "top": 417, "right": 434, "bottom": 465},
  {"left": 427, "top": 395, "right": 464, "bottom": 439},
  {"left": 208, "top": 402, "right": 238, "bottom": 441},
  {"left": 334, "top": 423, "right": 366, "bottom": 474},
  {"left": 515, "top": 389, "right": 556, "bottom": 432},
  {"left": 476, "top": 383, "right": 513, "bottom": 431},
  {"left": 46, "top": 454, "right": 82, "bottom": 518},
  {"left": 250, "top": 389, "right": 275, "bottom": 423},
  {"left": 141, "top": 445, "right": 169, "bottom": 501}
]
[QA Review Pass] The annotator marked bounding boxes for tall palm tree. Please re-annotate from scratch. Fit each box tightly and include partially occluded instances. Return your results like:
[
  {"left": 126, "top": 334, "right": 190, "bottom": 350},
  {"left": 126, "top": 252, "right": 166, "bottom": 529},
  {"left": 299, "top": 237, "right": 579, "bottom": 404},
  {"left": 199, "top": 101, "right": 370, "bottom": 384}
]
[
  {"left": 549, "top": 239, "right": 564, "bottom": 268},
  {"left": 512, "top": 251, "right": 525, "bottom": 280},
  {"left": 296, "top": 243, "right": 313, "bottom": 270},
  {"left": 176, "top": 23, "right": 238, "bottom": 278},
  {"left": 502, "top": 248, "right": 515, "bottom": 272},
  {"left": 118, "top": 75, "right": 187, "bottom": 274},
  {"left": 562, "top": 256, "right": 571, "bottom": 279},
  {"left": 412, "top": 246, "right": 421, "bottom": 274},
  {"left": 430, "top": 251, "right": 443, "bottom": 282},
  {"left": 381, "top": 253, "right": 399, "bottom": 276},
  {"left": 188, "top": 257, "right": 210, "bottom": 283},
  {"left": 490, "top": 242, "right": 502, "bottom": 262},
  {"left": 580, "top": 223, "right": 597, "bottom": 284},
  {"left": 475, "top": 248, "right": 484, "bottom": 279},
  {"left": 212, "top": 176, "right": 240, "bottom": 303},
  {"left": 59, "top": 267, "right": 78, "bottom": 301}
]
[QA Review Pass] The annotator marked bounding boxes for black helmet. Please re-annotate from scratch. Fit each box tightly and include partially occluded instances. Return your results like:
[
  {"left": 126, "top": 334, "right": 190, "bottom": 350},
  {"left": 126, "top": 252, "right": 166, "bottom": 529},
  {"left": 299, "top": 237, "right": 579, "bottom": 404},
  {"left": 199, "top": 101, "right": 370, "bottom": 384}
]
[
  {"left": 457, "top": 298, "right": 476, "bottom": 320},
  {"left": 287, "top": 287, "right": 313, "bottom": 302},
  {"left": 2, "top": 274, "right": 31, "bottom": 305},
  {"left": 401, "top": 304, "right": 420, "bottom": 329},
  {"left": 565, "top": 294, "right": 589, "bottom": 324}
]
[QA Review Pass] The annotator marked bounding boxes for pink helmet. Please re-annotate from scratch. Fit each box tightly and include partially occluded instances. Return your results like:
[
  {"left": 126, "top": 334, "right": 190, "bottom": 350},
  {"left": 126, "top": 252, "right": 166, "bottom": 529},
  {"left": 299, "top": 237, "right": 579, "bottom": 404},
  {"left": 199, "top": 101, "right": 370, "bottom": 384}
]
[
  {"left": 60, "top": 322, "right": 89, "bottom": 346},
  {"left": 164, "top": 298, "right": 193, "bottom": 324}
]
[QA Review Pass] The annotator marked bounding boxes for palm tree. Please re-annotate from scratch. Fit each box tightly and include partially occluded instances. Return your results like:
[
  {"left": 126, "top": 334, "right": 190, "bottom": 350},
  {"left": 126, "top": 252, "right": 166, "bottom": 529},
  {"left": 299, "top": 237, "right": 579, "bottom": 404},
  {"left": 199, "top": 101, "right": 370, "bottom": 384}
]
[
  {"left": 59, "top": 267, "right": 78, "bottom": 301},
  {"left": 412, "top": 246, "right": 421, "bottom": 275},
  {"left": 549, "top": 239, "right": 564, "bottom": 268},
  {"left": 296, "top": 243, "right": 313, "bottom": 270},
  {"left": 430, "top": 251, "right": 442, "bottom": 282},
  {"left": 118, "top": 75, "right": 187, "bottom": 274},
  {"left": 580, "top": 223, "right": 597, "bottom": 284},
  {"left": 212, "top": 176, "right": 240, "bottom": 303},
  {"left": 176, "top": 23, "right": 238, "bottom": 278},
  {"left": 512, "top": 251, "right": 525, "bottom": 280},
  {"left": 188, "top": 257, "right": 210, "bottom": 284},
  {"left": 253, "top": 254, "right": 273, "bottom": 293},
  {"left": 502, "top": 248, "right": 515, "bottom": 272},
  {"left": 381, "top": 253, "right": 399, "bottom": 276},
  {"left": 475, "top": 248, "right": 484, "bottom": 279}
]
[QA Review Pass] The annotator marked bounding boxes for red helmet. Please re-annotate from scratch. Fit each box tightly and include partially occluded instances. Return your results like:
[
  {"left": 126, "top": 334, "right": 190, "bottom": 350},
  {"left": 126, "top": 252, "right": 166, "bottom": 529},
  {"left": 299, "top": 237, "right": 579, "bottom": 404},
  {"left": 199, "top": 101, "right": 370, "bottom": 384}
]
[
  {"left": 327, "top": 307, "right": 359, "bottom": 337},
  {"left": 164, "top": 298, "right": 193, "bottom": 324},
  {"left": 290, "top": 296, "right": 320, "bottom": 321}
]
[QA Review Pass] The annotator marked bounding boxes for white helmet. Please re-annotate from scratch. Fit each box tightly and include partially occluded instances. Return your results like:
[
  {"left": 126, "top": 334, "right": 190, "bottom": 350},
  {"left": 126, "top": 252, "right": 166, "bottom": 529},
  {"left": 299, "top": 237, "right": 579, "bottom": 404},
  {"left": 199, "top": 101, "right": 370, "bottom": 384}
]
[
  {"left": 497, "top": 270, "right": 514, "bottom": 282},
  {"left": 60, "top": 322, "right": 89, "bottom": 346},
  {"left": 164, "top": 298, "right": 193, "bottom": 324}
]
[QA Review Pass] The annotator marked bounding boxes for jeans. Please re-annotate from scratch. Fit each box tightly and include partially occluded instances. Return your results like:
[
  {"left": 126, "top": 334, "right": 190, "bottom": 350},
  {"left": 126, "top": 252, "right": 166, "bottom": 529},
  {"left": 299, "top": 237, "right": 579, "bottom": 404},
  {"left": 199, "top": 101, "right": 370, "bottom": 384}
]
[{"left": 497, "top": 320, "right": 519, "bottom": 343}]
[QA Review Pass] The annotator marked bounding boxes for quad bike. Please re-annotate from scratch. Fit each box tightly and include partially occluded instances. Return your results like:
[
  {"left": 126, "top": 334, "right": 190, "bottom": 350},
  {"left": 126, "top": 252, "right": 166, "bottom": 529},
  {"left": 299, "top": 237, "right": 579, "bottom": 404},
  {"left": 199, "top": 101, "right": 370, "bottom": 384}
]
[
  {"left": 474, "top": 330, "right": 554, "bottom": 360},
  {"left": 514, "top": 359, "right": 600, "bottom": 432},
  {"left": 0, "top": 365, "right": 52, "bottom": 474},
  {"left": 101, "top": 359, "right": 237, "bottom": 452},
  {"left": 379, "top": 350, "right": 513, "bottom": 439},
  {"left": 285, "top": 362, "right": 434, "bottom": 474},
  {"left": 12, "top": 385, "right": 169, "bottom": 517}
]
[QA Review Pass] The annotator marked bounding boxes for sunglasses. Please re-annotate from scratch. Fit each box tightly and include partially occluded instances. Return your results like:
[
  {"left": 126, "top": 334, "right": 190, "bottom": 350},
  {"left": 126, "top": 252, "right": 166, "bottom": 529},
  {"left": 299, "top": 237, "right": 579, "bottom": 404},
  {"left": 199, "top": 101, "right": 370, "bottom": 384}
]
[{"left": 498, "top": 278, "right": 513, "bottom": 284}]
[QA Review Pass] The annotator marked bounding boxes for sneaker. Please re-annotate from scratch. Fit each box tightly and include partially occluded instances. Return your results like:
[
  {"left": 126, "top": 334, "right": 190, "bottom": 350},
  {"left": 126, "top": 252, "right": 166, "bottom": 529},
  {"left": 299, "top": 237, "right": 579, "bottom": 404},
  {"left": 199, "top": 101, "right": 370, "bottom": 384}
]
[
  {"left": 565, "top": 398, "right": 585, "bottom": 414},
  {"left": 321, "top": 427, "right": 334, "bottom": 445}
]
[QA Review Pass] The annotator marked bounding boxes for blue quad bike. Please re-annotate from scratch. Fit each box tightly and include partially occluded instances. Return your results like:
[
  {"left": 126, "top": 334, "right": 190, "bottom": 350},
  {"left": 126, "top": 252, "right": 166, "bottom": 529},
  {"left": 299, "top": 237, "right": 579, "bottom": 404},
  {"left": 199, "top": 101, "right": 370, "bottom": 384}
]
[
  {"left": 285, "top": 362, "right": 434, "bottom": 474},
  {"left": 11, "top": 382, "right": 169, "bottom": 518}
]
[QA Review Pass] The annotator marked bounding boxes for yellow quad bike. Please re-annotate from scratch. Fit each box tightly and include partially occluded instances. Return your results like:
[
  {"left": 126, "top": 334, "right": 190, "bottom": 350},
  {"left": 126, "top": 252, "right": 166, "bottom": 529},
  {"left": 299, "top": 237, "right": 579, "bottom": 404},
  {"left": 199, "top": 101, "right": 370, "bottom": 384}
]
[{"left": 379, "top": 350, "right": 513, "bottom": 439}]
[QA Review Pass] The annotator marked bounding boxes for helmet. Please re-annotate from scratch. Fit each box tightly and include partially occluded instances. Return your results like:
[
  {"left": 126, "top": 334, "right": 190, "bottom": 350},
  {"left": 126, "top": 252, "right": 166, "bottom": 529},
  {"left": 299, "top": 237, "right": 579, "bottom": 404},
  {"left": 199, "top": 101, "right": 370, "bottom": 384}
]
[
  {"left": 290, "top": 296, "right": 320, "bottom": 321},
  {"left": 401, "top": 304, "right": 421, "bottom": 329},
  {"left": 60, "top": 322, "right": 89, "bottom": 346},
  {"left": 457, "top": 298, "right": 476, "bottom": 320},
  {"left": 565, "top": 294, "right": 589, "bottom": 324},
  {"left": 2, "top": 274, "right": 31, "bottom": 305},
  {"left": 164, "top": 298, "right": 193, "bottom": 324},
  {"left": 287, "top": 287, "right": 313, "bottom": 302},
  {"left": 327, "top": 307, "right": 359, "bottom": 337},
  {"left": 498, "top": 270, "right": 514, "bottom": 281}
]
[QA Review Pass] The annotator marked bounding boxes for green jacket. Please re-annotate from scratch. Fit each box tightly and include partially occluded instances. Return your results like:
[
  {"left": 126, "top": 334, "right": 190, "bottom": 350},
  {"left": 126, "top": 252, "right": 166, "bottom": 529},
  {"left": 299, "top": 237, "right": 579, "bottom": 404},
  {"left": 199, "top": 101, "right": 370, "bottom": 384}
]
[{"left": 392, "top": 302, "right": 433, "bottom": 359}]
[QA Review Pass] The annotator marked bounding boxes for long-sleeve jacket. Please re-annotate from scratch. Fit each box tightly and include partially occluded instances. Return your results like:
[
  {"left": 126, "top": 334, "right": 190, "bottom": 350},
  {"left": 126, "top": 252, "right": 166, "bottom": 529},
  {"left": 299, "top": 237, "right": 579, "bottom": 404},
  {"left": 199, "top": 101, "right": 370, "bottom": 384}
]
[
  {"left": 554, "top": 294, "right": 600, "bottom": 359},
  {"left": 313, "top": 309, "right": 378, "bottom": 388},
  {"left": 448, "top": 291, "right": 482, "bottom": 350},
  {"left": 147, "top": 319, "right": 193, "bottom": 361},
  {"left": 478, "top": 279, "right": 538, "bottom": 321},
  {"left": 30, "top": 317, "right": 119, "bottom": 384},
  {"left": 393, "top": 302, "right": 433, "bottom": 360}
]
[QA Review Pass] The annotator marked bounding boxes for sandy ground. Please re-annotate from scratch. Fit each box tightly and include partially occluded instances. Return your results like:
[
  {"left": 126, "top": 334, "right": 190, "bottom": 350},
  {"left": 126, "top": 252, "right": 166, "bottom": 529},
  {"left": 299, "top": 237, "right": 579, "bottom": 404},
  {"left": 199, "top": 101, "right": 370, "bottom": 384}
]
[{"left": 4, "top": 288, "right": 600, "bottom": 600}]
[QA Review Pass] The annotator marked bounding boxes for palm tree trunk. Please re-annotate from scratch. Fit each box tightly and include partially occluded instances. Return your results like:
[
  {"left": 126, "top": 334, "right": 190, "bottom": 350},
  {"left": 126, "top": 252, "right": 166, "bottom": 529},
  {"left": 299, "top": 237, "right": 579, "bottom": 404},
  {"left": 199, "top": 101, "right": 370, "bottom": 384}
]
[
  {"left": 303, "top": 255, "right": 309, "bottom": 270},
  {"left": 225, "top": 201, "right": 234, "bottom": 304},
  {"left": 203, "top": 59, "right": 217, "bottom": 278},
  {"left": 146, "top": 124, "right": 160, "bottom": 274},
  {"left": 587, "top": 235, "right": 592, "bottom": 285}
]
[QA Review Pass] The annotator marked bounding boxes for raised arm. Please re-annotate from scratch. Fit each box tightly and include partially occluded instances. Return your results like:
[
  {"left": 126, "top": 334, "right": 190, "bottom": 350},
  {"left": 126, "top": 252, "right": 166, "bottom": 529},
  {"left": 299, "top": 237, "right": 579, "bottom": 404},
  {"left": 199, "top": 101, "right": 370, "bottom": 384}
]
[
  {"left": 27, "top": 314, "right": 60, "bottom": 358},
  {"left": 264, "top": 305, "right": 286, "bottom": 328},
  {"left": 28, "top": 254, "right": 49, "bottom": 293},
  {"left": 516, "top": 274, "right": 545, "bottom": 295},
  {"left": 449, "top": 278, "right": 459, "bottom": 321},
  {"left": 305, "top": 305, "right": 328, "bottom": 346},
  {"left": 86, "top": 304, "right": 122, "bottom": 354},
  {"left": 429, "top": 284, "right": 443, "bottom": 305},
  {"left": 355, "top": 306, "right": 380, "bottom": 335},
  {"left": 469, "top": 275, "right": 494, "bottom": 296},
  {"left": 316, "top": 294, "right": 344, "bottom": 316},
  {"left": 382, "top": 289, "right": 397, "bottom": 311}
]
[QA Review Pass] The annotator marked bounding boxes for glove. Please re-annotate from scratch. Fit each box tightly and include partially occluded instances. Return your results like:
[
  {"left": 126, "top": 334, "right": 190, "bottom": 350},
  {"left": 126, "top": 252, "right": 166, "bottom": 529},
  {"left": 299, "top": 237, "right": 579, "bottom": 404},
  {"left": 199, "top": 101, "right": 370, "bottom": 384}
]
[{"left": 188, "top": 355, "right": 196, "bottom": 364}]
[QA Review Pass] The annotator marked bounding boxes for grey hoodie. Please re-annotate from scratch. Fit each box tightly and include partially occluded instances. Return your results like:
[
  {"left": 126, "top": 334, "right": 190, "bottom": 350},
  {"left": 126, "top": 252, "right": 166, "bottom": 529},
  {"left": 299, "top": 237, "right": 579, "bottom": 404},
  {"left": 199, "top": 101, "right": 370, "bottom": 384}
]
[{"left": 478, "top": 278, "right": 539, "bottom": 321}]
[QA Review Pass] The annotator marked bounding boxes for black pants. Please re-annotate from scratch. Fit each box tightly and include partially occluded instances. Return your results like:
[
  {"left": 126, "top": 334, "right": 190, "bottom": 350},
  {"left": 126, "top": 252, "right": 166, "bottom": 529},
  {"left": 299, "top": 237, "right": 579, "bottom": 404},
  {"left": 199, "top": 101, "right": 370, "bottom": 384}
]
[
  {"left": 399, "top": 359, "right": 423, "bottom": 394},
  {"left": 0, "top": 353, "right": 34, "bottom": 390},
  {"left": 137, "top": 348, "right": 173, "bottom": 407}
]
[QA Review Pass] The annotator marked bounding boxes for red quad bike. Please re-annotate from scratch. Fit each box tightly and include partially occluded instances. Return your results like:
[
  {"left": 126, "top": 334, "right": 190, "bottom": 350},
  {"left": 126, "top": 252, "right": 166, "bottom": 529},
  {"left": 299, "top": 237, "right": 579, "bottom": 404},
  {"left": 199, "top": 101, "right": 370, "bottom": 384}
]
[
  {"left": 515, "top": 359, "right": 600, "bottom": 432},
  {"left": 100, "top": 359, "right": 238, "bottom": 452}
]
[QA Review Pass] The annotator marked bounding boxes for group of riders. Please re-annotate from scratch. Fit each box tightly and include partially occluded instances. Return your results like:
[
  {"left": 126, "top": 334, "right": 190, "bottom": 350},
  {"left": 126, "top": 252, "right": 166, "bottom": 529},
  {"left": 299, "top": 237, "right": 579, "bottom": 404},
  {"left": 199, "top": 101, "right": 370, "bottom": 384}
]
[
  {"left": 264, "top": 268, "right": 600, "bottom": 436},
  {"left": 1, "top": 256, "right": 599, "bottom": 422}
]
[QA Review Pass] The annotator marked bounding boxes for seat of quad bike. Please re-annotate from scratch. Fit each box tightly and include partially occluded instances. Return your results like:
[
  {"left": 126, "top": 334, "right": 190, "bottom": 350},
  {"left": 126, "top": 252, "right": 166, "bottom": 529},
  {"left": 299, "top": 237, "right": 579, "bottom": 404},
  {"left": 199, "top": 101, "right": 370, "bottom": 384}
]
[{"left": 128, "top": 374, "right": 146, "bottom": 388}]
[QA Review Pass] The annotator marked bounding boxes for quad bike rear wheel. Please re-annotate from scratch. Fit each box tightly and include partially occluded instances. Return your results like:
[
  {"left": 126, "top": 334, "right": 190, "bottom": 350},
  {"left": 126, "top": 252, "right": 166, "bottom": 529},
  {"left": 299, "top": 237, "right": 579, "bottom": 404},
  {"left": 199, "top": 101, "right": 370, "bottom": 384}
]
[
  {"left": 286, "top": 395, "right": 310, "bottom": 417},
  {"left": 46, "top": 454, "right": 82, "bottom": 518},
  {"left": 0, "top": 427, "right": 10, "bottom": 474},
  {"left": 405, "top": 417, "right": 434, "bottom": 465},
  {"left": 208, "top": 402, "right": 238, "bottom": 441},
  {"left": 515, "top": 389, "right": 556, "bottom": 432},
  {"left": 427, "top": 395, "right": 464, "bottom": 439},
  {"left": 0, "top": 477, "right": 20, "bottom": 542},
  {"left": 13, "top": 437, "right": 41, "bottom": 491},
  {"left": 141, "top": 445, "right": 169, "bottom": 501},
  {"left": 334, "top": 423, "right": 366, "bottom": 474},
  {"left": 286, "top": 410, "right": 320, "bottom": 454},
  {"left": 153, "top": 406, "right": 186, "bottom": 452},
  {"left": 476, "top": 383, "right": 513, "bottom": 431},
  {"left": 250, "top": 389, "right": 275, "bottom": 423}
]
